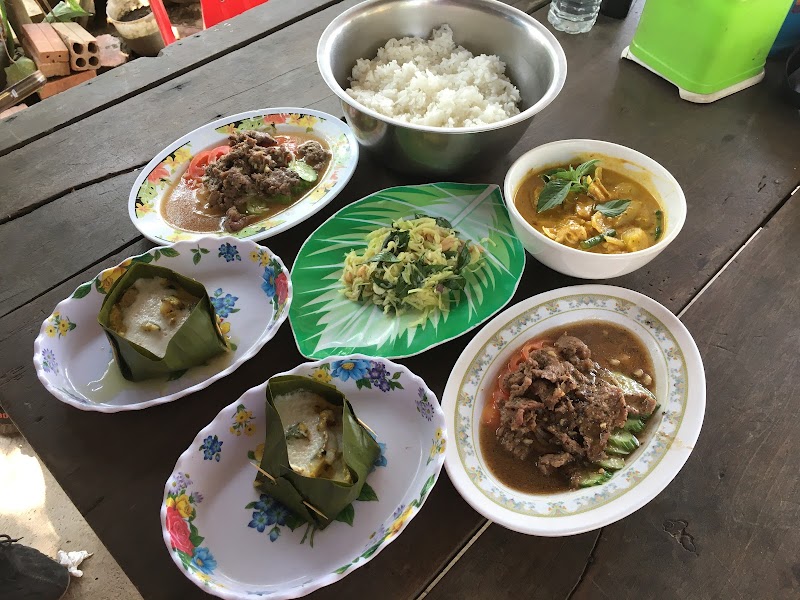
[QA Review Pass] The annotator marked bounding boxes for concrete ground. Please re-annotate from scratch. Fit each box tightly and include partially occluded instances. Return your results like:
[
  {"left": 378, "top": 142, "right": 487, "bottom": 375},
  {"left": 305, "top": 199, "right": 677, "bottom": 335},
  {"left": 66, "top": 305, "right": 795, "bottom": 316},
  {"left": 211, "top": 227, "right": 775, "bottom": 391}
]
[{"left": 0, "top": 433, "right": 143, "bottom": 599}]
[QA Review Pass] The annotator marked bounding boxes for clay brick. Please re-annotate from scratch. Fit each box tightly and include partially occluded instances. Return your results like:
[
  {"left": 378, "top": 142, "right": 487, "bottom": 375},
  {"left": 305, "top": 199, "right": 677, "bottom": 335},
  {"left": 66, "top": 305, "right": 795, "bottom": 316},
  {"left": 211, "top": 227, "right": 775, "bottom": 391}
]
[
  {"left": 38, "top": 70, "right": 96, "bottom": 99},
  {"left": 21, "top": 23, "right": 69, "bottom": 62},
  {"left": 51, "top": 22, "right": 100, "bottom": 71}
]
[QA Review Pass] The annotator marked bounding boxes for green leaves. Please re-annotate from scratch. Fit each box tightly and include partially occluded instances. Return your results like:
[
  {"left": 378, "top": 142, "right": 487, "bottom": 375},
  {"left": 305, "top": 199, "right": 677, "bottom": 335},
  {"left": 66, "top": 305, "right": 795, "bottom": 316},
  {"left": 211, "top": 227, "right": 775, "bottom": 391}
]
[
  {"left": 595, "top": 199, "right": 631, "bottom": 217},
  {"left": 537, "top": 159, "right": 600, "bottom": 213},
  {"left": 188, "top": 522, "right": 204, "bottom": 547},
  {"left": 366, "top": 251, "right": 401, "bottom": 264},
  {"left": 413, "top": 213, "right": 453, "bottom": 229},
  {"left": 334, "top": 503, "right": 355, "bottom": 526},
  {"left": 44, "top": 0, "right": 91, "bottom": 22},
  {"left": 72, "top": 282, "right": 92, "bottom": 299},
  {"left": 4, "top": 57, "right": 36, "bottom": 86},
  {"left": 357, "top": 482, "right": 378, "bottom": 502},
  {"left": 536, "top": 179, "right": 571, "bottom": 213},
  {"left": 380, "top": 229, "right": 410, "bottom": 253}
]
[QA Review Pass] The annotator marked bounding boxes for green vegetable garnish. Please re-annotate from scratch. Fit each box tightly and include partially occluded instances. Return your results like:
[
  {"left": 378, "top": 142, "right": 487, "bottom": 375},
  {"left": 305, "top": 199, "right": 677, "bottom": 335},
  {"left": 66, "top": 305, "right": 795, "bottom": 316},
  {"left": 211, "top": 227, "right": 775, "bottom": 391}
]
[
  {"left": 380, "top": 229, "right": 410, "bottom": 253},
  {"left": 580, "top": 229, "right": 617, "bottom": 249},
  {"left": 607, "top": 430, "right": 640, "bottom": 454},
  {"left": 285, "top": 423, "right": 309, "bottom": 440},
  {"left": 414, "top": 213, "right": 453, "bottom": 229},
  {"left": 594, "top": 457, "right": 625, "bottom": 471},
  {"left": 654, "top": 210, "right": 664, "bottom": 241},
  {"left": 366, "top": 251, "right": 401, "bottom": 264},
  {"left": 579, "top": 470, "right": 613, "bottom": 488},
  {"left": 536, "top": 159, "right": 599, "bottom": 213},
  {"left": 595, "top": 199, "right": 631, "bottom": 218},
  {"left": 288, "top": 160, "right": 318, "bottom": 183}
]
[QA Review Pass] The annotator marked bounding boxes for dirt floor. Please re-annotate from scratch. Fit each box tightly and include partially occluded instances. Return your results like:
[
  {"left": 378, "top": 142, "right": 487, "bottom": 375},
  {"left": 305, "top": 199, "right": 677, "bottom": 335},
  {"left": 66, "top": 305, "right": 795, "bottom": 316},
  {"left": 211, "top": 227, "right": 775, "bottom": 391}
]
[{"left": 0, "top": 433, "right": 143, "bottom": 599}]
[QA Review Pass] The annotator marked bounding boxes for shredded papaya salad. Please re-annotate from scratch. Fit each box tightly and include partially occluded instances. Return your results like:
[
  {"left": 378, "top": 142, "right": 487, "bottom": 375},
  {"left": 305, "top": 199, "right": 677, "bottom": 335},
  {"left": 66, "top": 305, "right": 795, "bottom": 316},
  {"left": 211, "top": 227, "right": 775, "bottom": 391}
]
[
  {"left": 482, "top": 338, "right": 549, "bottom": 429},
  {"left": 341, "top": 214, "right": 484, "bottom": 324}
]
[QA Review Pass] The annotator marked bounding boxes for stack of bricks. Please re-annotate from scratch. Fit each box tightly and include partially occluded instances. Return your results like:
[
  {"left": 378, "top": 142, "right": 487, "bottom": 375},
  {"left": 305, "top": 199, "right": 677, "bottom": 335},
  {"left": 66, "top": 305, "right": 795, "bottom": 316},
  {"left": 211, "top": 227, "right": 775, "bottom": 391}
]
[{"left": 20, "top": 22, "right": 99, "bottom": 99}]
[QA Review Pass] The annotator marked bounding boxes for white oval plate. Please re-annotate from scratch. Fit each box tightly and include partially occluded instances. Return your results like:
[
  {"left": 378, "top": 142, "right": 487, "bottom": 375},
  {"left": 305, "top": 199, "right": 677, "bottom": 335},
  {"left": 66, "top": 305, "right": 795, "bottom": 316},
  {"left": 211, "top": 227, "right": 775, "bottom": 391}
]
[
  {"left": 161, "top": 356, "right": 446, "bottom": 599},
  {"left": 442, "top": 285, "right": 705, "bottom": 536},
  {"left": 129, "top": 108, "right": 359, "bottom": 243},
  {"left": 33, "top": 237, "right": 291, "bottom": 412}
]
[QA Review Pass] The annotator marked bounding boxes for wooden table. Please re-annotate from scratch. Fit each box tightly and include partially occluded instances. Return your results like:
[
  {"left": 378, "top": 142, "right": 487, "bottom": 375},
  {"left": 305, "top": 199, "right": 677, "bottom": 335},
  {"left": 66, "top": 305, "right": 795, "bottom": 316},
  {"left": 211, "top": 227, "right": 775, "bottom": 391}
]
[{"left": 2, "top": 1, "right": 799, "bottom": 598}]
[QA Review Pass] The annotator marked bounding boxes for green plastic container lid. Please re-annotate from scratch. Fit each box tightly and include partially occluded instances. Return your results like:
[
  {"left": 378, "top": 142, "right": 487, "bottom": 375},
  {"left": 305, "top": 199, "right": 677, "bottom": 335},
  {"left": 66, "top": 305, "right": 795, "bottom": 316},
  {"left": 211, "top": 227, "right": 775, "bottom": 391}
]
[{"left": 624, "top": 0, "right": 794, "bottom": 102}]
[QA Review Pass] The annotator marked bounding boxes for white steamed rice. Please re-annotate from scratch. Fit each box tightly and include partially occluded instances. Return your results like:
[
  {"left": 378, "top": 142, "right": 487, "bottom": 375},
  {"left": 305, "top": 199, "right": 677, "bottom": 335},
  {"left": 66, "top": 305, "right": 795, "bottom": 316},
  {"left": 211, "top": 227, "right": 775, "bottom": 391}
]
[{"left": 346, "top": 25, "right": 521, "bottom": 128}]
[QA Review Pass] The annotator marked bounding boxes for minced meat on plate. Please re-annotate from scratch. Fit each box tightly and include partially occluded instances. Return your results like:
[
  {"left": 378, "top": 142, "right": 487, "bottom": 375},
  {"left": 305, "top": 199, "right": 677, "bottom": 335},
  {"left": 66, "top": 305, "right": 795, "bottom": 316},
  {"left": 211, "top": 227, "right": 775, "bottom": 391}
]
[
  {"left": 497, "top": 335, "right": 655, "bottom": 488},
  {"left": 199, "top": 131, "right": 331, "bottom": 231}
]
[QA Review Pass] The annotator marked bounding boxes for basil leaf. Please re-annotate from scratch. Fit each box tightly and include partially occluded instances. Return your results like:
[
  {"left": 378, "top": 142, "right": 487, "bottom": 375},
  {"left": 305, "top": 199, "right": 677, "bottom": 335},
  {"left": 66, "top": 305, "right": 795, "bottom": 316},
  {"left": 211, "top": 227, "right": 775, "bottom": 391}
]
[
  {"left": 414, "top": 213, "right": 453, "bottom": 229},
  {"left": 550, "top": 168, "right": 579, "bottom": 182},
  {"left": 380, "top": 230, "right": 410, "bottom": 253},
  {"left": 417, "top": 263, "right": 448, "bottom": 278},
  {"left": 371, "top": 275, "right": 395, "bottom": 289},
  {"left": 366, "top": 251, "right": 401, "bottom": 264},
  {"left": 455, "top": 241, "right": 472, "bottom": 271},
  {"left": 595, "top": 199, "right": 631, "bottom": 218},
  {"left": 443, "top": 250, "right": 457, "bottom": 259},
  {"left": 442, "top": 275, "right": 466, "bottom": 291},
  {"left": 575, "top": 159, "right": 600, "bottom": 179},
  {"left": 537, "top": 179, "right": 572, "bottom": 213}
]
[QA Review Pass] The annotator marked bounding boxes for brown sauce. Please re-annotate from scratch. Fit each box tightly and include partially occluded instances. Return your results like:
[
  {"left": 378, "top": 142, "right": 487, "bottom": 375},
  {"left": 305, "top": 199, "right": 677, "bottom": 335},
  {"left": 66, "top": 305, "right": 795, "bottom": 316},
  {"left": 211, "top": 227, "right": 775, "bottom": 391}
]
[
  {"left": 160, "top": 132, "right": 331, "bottom": 234},
  {"left": 480, "top": 320, "right": 656, "bottom": 494}
]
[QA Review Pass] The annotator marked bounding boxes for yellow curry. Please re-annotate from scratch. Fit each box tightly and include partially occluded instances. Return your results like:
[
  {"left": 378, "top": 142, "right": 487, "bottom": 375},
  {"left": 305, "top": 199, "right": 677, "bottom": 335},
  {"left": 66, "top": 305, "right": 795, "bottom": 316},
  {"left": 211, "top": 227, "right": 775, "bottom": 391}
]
[{"left": 514, "top": 158, "right": 665, "bottom": 253}]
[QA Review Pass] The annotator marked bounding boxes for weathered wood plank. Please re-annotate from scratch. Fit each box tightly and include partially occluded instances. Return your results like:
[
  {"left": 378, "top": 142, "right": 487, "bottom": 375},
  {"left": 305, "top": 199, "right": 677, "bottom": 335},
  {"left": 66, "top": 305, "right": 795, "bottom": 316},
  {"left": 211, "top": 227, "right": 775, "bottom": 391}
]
[
  {"left": 0, "top": 0, "right": 359, "bottom": 222},
  {"left": 423, "top": 527, "right": 598, "bottom": 600},
  {"left": 0, "top": 0, "right": 344, "bottom": 156},
  {"left": 2, "top": 2, "right": 798, "bottom": 316},
  {"left": 0, "top": 172, "right": 140, "bottom": 314},
  {"left": 568, "top": 197, "right": 800, "bottom": 600},
  {"left": 433, "top": 193, "right": 800, "bottom": 600}
]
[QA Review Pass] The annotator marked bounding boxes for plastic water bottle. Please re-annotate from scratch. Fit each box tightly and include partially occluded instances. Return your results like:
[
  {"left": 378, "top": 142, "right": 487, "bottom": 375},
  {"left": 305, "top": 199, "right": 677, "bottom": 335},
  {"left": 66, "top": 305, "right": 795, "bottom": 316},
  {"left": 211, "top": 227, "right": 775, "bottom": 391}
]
[{"left": 548, "top": 0, "right": 603, "bottom": 34}]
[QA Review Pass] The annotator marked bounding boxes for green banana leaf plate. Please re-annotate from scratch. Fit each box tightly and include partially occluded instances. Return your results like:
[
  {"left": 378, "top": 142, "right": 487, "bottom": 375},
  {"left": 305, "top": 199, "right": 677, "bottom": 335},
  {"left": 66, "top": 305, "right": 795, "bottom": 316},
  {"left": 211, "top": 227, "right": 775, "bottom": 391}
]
[{"left": 289, "top": 183, "right": 526, "bottom": 359}]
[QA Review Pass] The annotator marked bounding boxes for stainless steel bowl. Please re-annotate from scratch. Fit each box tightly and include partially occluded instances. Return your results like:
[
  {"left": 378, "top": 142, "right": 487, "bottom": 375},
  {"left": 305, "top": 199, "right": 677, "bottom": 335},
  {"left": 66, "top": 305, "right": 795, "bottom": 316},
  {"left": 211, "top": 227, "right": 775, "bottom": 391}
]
[{"left": 317, "top": 0, "right": 567, "bottom": 176}]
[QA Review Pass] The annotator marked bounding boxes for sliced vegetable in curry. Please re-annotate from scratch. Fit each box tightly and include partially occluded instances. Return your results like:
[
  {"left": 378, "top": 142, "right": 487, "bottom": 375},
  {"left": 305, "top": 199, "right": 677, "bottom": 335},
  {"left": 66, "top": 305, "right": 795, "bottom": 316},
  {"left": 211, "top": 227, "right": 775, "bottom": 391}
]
[{"left": 514, "top": 157, "right": 666, "bottom": 254}]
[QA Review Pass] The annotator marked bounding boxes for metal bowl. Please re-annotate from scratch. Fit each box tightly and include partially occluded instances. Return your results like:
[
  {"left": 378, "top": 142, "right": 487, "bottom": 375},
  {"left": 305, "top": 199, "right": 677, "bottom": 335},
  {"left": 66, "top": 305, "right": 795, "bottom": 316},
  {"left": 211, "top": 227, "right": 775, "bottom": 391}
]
[{"left": 317, "top": 0, "right": 567, "bottom": 176}]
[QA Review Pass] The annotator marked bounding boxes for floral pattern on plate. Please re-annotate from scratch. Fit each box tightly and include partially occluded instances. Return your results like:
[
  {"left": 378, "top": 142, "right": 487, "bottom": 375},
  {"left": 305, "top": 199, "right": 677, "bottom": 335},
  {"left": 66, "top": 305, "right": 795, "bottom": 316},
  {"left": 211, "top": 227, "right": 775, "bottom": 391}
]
[
  {"left": 161, "top": 356, "right": 446, "bottom": 599},
  {"left": 32, "top": 237, "right": 292, "bottom": 413},
  {"left": 289, "top": 183, "right": 526, "bottom": 360},
  {"left": 129, "top": 109, "right": 359, "bottom": 244}
]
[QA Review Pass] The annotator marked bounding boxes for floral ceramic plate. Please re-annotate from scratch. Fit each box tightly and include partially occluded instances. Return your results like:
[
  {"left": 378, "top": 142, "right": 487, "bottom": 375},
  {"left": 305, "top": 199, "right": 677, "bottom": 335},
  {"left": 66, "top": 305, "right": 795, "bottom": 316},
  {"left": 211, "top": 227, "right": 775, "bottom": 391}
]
[
  {"left": 129, "top": 108, "right": 359, "bottom": 243},
  {"left": 442, "top": 285, "right": 705, "bottom": 536},
  {"left": 289, "top": 183, "right": 526, "bottom": 359},
  {"left": 161, "top": 356, "right": 446, "bottom": 599},
  {"left": 33, "top": 237, "right": 291, "bottom": 413}
]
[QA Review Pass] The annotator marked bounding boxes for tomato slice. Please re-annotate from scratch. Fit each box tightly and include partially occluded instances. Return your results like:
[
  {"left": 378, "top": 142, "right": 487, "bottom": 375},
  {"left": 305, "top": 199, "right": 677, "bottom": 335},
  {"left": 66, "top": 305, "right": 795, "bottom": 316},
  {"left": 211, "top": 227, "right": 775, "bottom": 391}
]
[{"left": 184, "top": 145, "right": 231, "bottom": 184}]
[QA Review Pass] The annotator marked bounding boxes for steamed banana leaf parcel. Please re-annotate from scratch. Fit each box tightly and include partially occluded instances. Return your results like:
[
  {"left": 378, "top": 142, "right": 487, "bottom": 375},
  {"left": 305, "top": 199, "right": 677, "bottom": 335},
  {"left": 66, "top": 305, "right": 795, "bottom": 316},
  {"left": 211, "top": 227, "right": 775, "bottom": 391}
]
[
  {"left": 97, "top": 262, "right": 229, "bottom": 381},
  {"left": 254, "top": 375, "right": 380, "bottom": 530}
]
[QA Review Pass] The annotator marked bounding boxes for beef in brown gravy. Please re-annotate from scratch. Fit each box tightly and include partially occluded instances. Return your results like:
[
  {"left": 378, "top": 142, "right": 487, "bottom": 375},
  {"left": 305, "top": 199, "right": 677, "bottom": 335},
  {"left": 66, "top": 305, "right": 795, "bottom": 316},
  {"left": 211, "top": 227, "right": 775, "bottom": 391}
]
[
  {"left": 199, "top": 131, "right": 331, "bottom": 232},
  {"left": 482, "top": 321, "right": 657, "bottom": 493}
]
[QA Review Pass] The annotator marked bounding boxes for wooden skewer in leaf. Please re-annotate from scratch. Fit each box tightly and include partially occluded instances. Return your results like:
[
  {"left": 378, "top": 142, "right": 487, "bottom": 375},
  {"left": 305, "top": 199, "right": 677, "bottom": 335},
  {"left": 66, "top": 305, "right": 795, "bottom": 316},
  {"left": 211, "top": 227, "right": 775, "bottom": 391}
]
[
  {"left": 356, "top": 418, "right": 376, "bottom": 437},
  {"left": 247, "top": 461, "right": 329, "bottom": 520}
]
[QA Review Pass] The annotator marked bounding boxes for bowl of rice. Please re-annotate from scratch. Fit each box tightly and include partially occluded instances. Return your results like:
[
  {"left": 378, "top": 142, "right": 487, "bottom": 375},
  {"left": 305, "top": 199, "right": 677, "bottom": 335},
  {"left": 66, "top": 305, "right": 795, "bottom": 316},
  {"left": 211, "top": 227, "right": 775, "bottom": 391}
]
[{"left": 317, "top": 0, "right": 567, "bottom": 176}]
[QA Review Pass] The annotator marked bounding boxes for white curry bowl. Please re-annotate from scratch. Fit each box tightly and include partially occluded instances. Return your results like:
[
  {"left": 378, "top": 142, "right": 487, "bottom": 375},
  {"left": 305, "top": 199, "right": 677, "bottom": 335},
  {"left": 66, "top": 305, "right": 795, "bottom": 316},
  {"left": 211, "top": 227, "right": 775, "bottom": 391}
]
[
  {"left": 442, "top": 285, "right": 705, "bottom": 536},
  {"left": 161, "top": 356, "right": 446, "bottom": 599},
  {"left": 503, "top": 140, "right": 686, "bottom": 279}
]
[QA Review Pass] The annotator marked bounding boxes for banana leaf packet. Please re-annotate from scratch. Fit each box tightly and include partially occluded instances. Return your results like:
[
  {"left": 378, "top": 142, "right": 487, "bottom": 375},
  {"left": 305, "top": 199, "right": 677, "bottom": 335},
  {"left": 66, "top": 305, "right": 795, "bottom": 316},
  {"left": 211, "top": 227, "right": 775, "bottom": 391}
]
[
  {"left": 254, "top": 375, "right": 380, "bottom": 530},
  {"left": 97, "top": 262, "right": 229, "bottom": 382}
]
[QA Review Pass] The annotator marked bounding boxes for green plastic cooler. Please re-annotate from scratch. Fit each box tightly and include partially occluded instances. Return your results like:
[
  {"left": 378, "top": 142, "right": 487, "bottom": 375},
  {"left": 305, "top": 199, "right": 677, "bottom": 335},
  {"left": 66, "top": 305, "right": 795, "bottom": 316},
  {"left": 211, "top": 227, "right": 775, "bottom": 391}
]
[{"left": 622, "top": 0, "right": 794, "bottom": 103}]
